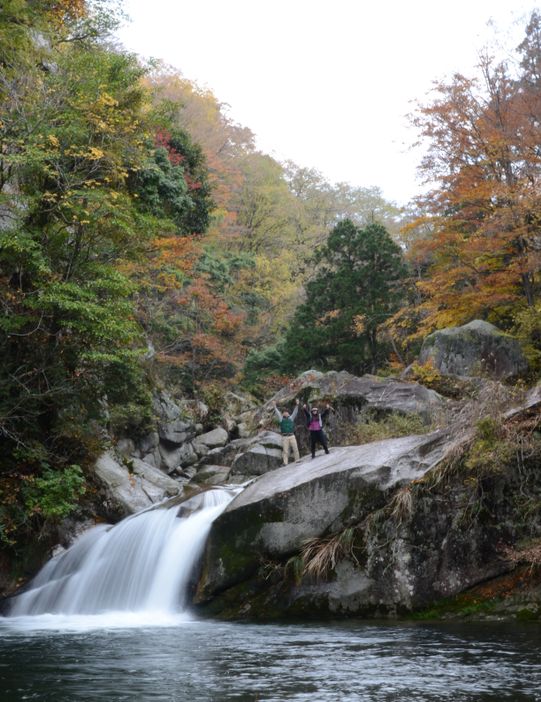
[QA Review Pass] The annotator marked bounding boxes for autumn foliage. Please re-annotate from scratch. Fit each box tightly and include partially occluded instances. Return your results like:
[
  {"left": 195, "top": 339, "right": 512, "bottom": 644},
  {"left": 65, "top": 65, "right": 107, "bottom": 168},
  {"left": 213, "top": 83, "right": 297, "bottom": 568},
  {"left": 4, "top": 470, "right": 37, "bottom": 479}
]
[{"left": 393, "top": 12, "right": 541, "bottom": 363}]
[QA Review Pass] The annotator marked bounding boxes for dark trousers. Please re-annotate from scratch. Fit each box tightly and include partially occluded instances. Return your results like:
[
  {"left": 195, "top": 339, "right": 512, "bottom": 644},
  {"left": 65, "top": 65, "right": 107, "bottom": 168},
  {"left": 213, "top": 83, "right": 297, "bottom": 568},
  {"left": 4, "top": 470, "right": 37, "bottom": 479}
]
[{"left": 310, "top": 430, "right": 329, "bottom": 457}]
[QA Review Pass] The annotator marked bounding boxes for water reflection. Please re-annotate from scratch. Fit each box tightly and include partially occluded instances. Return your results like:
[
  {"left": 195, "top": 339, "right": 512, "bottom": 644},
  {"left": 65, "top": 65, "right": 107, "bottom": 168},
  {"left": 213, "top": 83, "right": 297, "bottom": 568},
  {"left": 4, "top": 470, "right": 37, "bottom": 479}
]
[{"left": 0, "top": 619, "right": 540, "bottom": 701}]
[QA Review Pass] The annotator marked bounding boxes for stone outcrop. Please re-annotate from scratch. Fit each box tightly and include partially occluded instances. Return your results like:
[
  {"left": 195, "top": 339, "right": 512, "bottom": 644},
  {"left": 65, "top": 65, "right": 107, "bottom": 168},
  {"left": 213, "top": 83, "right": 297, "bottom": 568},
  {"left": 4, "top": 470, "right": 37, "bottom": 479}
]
[
  {"left": 419, "top": 320, "right": 528, "bottom": 380},
  {"left": 193, "top": 398, "right": 541, "bottom": 619},
  {"left": 94, "top": 451, "right": 182, "bottom": 517},
  {"left": 195, "top": 430, "right": 460, "bottom": 607},
  {"left": 261, "top": 370, "right": 445, "bottom": 420}
]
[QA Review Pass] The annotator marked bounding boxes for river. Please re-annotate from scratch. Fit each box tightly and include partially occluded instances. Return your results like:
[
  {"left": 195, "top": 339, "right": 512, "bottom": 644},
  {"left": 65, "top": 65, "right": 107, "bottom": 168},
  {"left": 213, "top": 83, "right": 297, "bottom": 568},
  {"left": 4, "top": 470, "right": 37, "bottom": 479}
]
[{"left": 0, "top": 616, "right": 539, "bottom": 701}]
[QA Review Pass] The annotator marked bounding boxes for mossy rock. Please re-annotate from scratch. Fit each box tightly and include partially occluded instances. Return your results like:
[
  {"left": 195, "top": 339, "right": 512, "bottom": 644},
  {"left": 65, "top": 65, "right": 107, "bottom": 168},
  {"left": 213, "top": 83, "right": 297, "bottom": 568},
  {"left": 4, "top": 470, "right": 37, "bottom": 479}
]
[{"left": 419, "top": 320, "right": 528, "bottom": 380}]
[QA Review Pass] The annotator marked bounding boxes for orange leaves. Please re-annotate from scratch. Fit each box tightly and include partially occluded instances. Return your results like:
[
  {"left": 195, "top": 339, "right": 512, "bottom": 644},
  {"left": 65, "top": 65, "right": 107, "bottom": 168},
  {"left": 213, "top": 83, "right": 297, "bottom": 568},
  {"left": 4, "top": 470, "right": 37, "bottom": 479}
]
[
  {"left": 46, "top": 0, "right": 87, "bottom": 24},
  {"left": 397, "top": 42, "right": 541, "bottom": 342},
  {"left": 176, "top": 276, "right": 244, "bottom": 338},
  {"left": 153, "top": 236, "right": 198, "bottom": 271},
  {"left": 352, "top": 314, "right": 367, "bottom": 336},
  {"left": 316, "top": 309, "right": 340, "bottom": 327}
]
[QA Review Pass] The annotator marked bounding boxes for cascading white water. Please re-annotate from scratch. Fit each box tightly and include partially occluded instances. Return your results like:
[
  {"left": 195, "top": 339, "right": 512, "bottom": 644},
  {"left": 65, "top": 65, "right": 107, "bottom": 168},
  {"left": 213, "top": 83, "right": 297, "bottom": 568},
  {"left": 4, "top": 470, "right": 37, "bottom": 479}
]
[{"left": 7, "top": 487, "right": 239, "bottom": 620}]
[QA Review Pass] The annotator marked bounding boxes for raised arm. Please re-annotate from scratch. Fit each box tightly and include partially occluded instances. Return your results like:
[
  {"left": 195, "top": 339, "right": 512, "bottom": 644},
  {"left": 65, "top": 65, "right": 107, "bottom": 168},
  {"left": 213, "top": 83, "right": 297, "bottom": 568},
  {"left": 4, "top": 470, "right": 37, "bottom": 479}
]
[
  {"left": 273, "top": 402, "right": 282, "bottom": 422},
  {"left": 321, "top": 403, "right": 333, "bottom": 420}
]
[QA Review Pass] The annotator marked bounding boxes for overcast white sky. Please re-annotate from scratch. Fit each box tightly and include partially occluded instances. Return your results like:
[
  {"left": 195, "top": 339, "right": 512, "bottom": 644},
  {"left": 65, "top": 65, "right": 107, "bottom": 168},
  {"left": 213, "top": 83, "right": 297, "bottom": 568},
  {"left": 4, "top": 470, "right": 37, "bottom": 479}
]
[{"left": 117, "top": 0, "right": 539, "bottom": 205}]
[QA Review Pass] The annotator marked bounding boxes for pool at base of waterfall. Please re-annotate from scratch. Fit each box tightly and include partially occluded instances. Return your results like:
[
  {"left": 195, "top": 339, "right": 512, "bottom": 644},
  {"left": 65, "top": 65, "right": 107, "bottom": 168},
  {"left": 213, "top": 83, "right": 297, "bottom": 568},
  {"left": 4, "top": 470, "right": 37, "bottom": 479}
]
[{"left": 0, "top": 618, "right": 539, "bottom": 702}]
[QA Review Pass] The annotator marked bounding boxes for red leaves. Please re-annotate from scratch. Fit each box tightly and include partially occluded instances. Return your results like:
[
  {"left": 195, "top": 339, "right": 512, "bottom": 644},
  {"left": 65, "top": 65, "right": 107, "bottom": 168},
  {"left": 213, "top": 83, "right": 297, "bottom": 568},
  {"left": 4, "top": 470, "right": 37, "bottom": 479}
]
[{"left": 154, "top": 129, "right": 184, "bottom": 166}]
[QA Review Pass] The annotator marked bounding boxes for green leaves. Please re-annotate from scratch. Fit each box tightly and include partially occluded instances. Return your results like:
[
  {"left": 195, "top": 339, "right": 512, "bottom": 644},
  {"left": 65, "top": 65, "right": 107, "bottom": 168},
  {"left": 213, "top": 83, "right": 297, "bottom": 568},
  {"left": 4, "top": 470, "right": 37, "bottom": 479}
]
[
  {"left": 23, "top": 464, "right": 86, "bottom": 521},
  {"left": 282, "top": 220, "right": 407, "bottom": 374}
]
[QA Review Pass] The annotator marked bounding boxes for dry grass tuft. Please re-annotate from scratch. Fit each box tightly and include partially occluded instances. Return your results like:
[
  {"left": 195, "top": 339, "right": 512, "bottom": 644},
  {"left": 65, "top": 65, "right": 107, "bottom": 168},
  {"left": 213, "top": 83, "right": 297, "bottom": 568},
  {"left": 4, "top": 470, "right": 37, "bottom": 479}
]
[
  {"left": 389, "top": 486, "right": 414, "bottom": 523},
  {"left": 299, "top": 528, "right": 358, "bottom": 582}
]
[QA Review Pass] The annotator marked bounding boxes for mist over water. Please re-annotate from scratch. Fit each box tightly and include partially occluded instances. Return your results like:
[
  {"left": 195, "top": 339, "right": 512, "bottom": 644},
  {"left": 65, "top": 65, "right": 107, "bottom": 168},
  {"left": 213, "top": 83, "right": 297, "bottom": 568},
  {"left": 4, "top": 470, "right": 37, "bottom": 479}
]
[{"left": 6, "top": 486, "right": 239, "bottom": 620}]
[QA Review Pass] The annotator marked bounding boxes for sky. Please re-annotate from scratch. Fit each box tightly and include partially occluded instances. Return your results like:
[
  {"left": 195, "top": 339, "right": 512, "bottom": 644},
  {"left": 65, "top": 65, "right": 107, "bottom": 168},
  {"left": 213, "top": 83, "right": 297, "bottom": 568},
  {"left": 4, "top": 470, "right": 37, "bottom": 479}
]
[{"left": 116, "top": 0, "right": 540, "bottom": 205}]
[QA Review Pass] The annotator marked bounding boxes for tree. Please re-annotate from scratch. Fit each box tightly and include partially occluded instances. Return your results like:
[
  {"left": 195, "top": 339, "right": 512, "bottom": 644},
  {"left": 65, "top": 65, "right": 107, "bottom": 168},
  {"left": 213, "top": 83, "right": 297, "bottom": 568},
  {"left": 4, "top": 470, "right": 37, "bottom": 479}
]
[
  {"left": 396, "top": 12, "right": 541, "bottom": 353},
  {"left": 281, "top": 220, "right": 407, "bottom": 374}
]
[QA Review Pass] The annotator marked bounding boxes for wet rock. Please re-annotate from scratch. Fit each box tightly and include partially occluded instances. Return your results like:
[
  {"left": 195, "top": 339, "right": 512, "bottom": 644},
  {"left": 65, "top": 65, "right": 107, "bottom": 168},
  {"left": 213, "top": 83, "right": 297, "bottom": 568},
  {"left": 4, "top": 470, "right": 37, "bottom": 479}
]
[{"left": 419, "top": 320, "right": 528, "bottom": 380}]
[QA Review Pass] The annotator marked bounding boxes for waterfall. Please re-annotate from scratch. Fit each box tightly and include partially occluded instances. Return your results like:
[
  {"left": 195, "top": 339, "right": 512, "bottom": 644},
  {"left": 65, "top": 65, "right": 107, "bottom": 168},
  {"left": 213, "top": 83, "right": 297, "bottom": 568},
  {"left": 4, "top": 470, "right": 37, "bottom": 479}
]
[{"left": 7, "top": 487, "right": 239, "bottom": 620}]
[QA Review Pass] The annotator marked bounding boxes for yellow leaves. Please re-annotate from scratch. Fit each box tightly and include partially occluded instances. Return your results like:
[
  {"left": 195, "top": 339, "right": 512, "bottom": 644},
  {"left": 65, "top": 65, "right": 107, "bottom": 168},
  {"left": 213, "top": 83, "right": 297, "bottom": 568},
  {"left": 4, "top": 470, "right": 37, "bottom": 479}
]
[
  {"left": 64, "top": 145, "right": 104, "bottom": 161},
  {"left": 96, "top": 93, "right": 119, "bottom": 109},
  {"left": 316, "top": 309, "right": 340, "bottom": 327},
  {"left": 352, "top": 314, "right": 366, "bottom": 335},
  {"left": 87, "top": 146, "right": 105, "bottom": 161},
  {"left": 47, "top": 134, "right": 60, "bottom": 149}
]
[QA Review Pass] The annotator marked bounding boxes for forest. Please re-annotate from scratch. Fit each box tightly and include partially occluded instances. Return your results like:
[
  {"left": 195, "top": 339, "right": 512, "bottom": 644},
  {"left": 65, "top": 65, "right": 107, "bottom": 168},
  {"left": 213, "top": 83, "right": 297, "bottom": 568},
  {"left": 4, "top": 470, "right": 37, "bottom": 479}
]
[{"left": 2, "top": 0, "right": 541, "bottom": 553}]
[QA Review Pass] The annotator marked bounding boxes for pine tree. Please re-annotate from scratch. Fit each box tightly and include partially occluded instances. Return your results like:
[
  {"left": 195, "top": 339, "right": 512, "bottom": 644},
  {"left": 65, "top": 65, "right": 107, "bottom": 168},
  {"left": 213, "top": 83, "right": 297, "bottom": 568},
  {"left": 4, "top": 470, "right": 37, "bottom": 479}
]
[{"left": 282, "top": 220, "right": 406, "bottom": 374}]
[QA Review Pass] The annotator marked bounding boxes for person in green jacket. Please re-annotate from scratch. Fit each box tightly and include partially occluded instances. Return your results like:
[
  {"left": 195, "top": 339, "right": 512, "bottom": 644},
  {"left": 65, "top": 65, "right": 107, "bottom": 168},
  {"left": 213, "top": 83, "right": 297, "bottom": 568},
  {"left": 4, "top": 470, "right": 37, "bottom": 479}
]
[{"left": 273, "top": 399, "right": 300, "bottom": 466}]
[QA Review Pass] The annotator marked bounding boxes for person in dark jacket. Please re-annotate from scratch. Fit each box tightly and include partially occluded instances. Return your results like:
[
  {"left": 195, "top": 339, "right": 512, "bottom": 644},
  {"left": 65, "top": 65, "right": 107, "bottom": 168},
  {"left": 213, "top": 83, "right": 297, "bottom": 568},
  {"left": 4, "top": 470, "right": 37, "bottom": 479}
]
[
  {"left": 273, "top": 399, "right": 300, "bottom": 465},
  {"left": 303, "top": 402, "right": 332, "bottom": 459}
]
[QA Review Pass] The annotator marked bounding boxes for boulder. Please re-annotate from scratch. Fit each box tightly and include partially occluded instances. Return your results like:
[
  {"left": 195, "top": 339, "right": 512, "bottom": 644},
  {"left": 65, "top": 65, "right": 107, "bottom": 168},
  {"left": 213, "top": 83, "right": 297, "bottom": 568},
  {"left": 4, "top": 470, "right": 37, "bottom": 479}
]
[
  {"left": 158, "top": 419, "right": 194, "bottom": 445},
  {"left": 197, "top": 427, "right": 229, "bottom": 449},
  {"left": 177, "top": 442, "right": 198, "bottom": 467},
  {"left": 190, "top": 464, "right": 232, "bottom": 486},
  {"left": 199, "top": 438, "right": 252, "bottom": 468},
  {"left": 138, "top": 432, "right": 159, "bottom": 455},
  {"left": 158, "top": 443, "right": 183, "bottom": 474},
  {"left": 230, "top": 431, "right": 284, "bottom": 477},
  {"left": 116, "top": 438, "right": 136, "bottom": 458},
  {"left": 237, "top": 422, "right": 251, "bottom": 439},
  {"left": 93, "top": 451, "right": 182, "bottom": 516},
  {"left": 153, "top": 391, "right": 197, "bottom": 445},
  {"left": 249, "top": 372, "right": 446, "bottom": 442},
  {"left": 152, "top": 391, "right": 183, "bottom": 422},
  {"left": 192, "top": 441, "right": 210, "bottom": 458},
  {"left": 419, "top": 320, "right": 528, "bottom": 380},
  {"left": 194, "top": 380, "right": 541, "bottom": 620},
  {"left": 244, "top": 370, "right": 448, "bottom": 455},
  {"left": 505, "top": 382, "right": 541, "bottom": 420},
  {"left": 266, "top": 369, "right": 443, "bottom": 415},
  {"left": 195, "top": 430, "right": 457, "bottom": 603},
  {"left": 224, "top": 391, "right": 257, "bottom": 416}
]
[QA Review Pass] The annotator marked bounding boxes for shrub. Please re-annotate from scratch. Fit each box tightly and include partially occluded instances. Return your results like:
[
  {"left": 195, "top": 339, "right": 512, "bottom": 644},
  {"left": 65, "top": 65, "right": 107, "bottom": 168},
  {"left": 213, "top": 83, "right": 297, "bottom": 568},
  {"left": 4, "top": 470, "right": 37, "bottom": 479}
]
[{"left": 348, "top": 411, "right": 429, "bottom": 446}]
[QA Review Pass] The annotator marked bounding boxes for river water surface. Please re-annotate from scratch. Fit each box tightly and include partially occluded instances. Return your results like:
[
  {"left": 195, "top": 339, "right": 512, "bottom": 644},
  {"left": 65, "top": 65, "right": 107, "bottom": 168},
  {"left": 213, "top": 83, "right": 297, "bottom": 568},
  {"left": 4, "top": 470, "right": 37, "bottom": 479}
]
[{"left": 0, "top": 616, "right": 539, "bottom": 701}]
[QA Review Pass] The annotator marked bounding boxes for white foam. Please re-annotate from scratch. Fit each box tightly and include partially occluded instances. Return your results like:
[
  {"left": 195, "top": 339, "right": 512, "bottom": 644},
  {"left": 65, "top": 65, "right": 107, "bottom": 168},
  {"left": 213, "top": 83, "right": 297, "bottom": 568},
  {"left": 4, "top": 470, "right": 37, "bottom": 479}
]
[{"left": 6, "top": 486, "right": 241, "bottom": 622}]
